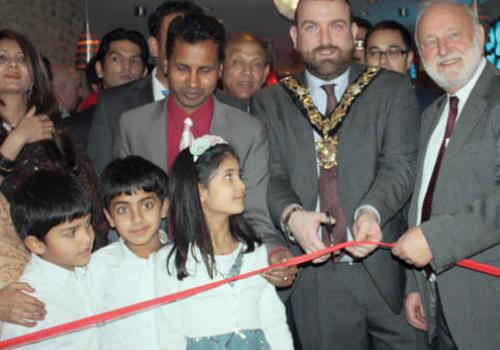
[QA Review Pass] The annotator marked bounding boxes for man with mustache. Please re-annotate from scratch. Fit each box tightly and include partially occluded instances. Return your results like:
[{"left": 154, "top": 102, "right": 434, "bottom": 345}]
[
  {"left": 114, "top": 14, "right": 297, "bottom": 287},
  {"left": 392, "top": 1, "right": 500, "bottom": 349},
  {"left": 252, "top": 0, "right": 423, "bottom": 349}
]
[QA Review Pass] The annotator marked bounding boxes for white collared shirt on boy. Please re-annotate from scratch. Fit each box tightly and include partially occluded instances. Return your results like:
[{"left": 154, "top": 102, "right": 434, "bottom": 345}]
[
  {"left": 0, "top": 254, "right": 100, "bottom": 349},
  {"left": 88, "top": 238, "right": 159, "bottom": 350}
]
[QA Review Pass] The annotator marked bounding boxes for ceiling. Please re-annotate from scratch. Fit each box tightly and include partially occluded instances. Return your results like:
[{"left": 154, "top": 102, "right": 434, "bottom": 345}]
[{"left": 87, "top": 0, "right": 499, "bottom": 70}]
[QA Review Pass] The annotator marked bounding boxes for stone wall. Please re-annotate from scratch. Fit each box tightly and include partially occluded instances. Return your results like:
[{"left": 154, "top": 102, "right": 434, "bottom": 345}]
[{"left": 0, "top": 0, "right": 83, "bottom": 66}]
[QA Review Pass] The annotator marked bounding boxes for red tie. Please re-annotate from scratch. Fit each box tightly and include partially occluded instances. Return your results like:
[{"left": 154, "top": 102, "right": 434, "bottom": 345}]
[
  {"left": 319, "top": 84, "right": 347, "bottom": 253},
  {"left": 421, "top": 96, "right": 459, "bottom": 222}
]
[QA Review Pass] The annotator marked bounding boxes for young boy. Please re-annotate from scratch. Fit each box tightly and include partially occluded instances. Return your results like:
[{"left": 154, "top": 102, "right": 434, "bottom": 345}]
[
  {"left": 89, "top": 156, "right": 168, "bottom": 350},
  {"left": 0, "top": 171, "right": 99, "bottom": 349}
]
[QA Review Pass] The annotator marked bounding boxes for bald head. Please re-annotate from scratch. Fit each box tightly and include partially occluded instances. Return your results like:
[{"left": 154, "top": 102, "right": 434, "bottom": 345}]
[{"left": 222, "top": 32, "right": 270, "bottom": 103}]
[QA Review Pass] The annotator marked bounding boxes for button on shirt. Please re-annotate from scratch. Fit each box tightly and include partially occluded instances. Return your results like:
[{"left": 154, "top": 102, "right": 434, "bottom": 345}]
[
  {"left": 88, "top": 239, "right": 159, "bottom": 350},
  {"left": 416, "top": 58, "right": 487, "bottom": 225},
  {"left": 0, "top": 254, "right": 100, "bottom": 350}
]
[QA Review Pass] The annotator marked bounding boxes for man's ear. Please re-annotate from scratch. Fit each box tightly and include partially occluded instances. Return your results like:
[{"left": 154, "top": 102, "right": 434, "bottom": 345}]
[
  {"left": 95, "top": 61, "right": 104, "bottom": 79},
  {"left": 406, "top": 51, "right": 415, "bottom": 71},
  {"left": 24, "top": 236, "right": 45, "bottom": 255},
  {"left": 218, "top": 63, "right": 223, "bottom": 79},
  {"left": 262, "top": 64, "right": 271, "bottom": 86},
  {"left": 161, "top": 198, "right": 169, "bottom": 219},
  {"left": 290, "top": 26, "right": 298, "bottom": 50},
  {"left": 148, "top": 36, "right": 160, "bottom": 60},
  {"left": 103, "top": 209, "right": 116, "bottom": 228},
  {"left": 351, "top": 22, "right": 359, "bottom": 42},
  {"left": 163, "top": 58, "right": 169, "bottom": 77}
]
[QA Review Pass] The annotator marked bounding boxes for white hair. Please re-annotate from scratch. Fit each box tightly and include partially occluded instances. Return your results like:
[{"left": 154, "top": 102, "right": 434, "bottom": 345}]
[{"left": 414, "top": 0, "right": 481, "bottom": 51}]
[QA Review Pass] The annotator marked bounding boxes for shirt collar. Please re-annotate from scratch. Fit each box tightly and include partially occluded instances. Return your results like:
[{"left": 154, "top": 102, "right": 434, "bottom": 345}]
[
  {"left": 30, "top": 253, "right": 87, "bottom": 287},
  {"left": 167, "top": 95, "right": 214, "bottom": 123},
  {"left": 152, "top": 67, "right": 168, "bottom": 101},
  {"left": 117, "top": 237, "right": 155, "bottom": 262},
  {"left": 305, "top": 67, "right": 351, "bottom": 99}
]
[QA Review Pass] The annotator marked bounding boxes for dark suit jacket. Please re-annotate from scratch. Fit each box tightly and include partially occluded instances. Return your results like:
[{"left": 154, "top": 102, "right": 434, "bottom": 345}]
[
  {"left": 87, "top": 76, "right": 154, "bottom": 174},
  {"left": 215, "top": 89, "right": 248, "bottom": 112},
  {"left": 407, "top": 63, "right": 500, "bottom": 350},
  {"left": 64, "top": 105, "right": 95, "bottom": 150},
  {"left": 113, "top": 96, "right": 283, "bottom": 249},
  {"left": 252, "top": 63, "right": 420, "bottom": 312}
]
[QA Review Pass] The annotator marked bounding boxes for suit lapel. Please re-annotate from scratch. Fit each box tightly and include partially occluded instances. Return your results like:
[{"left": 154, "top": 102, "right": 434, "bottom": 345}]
[
  {"left": 150, "top": 100, "right": 168, "bottom": 171},
  {"left": 210, "top": 97, "right": 229, "bottom": 139},
  {"left": 293, "top": 73, "right": 320, "bottom": 207},
  {"left": 408, "top": 97, "right": 446, "bottom": 225},
  {"left": 437, "top": 65, "right": 492, "bottom": 183}
]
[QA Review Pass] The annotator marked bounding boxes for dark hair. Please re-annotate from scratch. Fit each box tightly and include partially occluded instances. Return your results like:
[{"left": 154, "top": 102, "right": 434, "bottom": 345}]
[
  {"left": 148, "top": 0, "right": 204, "bottom": 38},
  {"left": 364, "top": 20, "right": 414, "bottom": 52},
  {"left": 0, "top": 29, "right": 59, "bottom": 120},
  {"left": 100, "top": 156, "right": 169, "bottom": 209},
  {"left": 294, "top": 0, "right": 352, "bottom": 25},
  {"left": 0, "top": 29, "right": 77, "bottom": 170},
  {"left": 166, "top": 14, "right": 225, "bottom": 62},
  {"left": 353, "top": 16, "right": 372, "bottom": 31},
  {"left": 10, "top": 170, "right": 91, "bottom": 241},
  {"left": 168, "top": 143, "right": 261, "bottom": 280},
  {"left": 95, "top": 28, "right": 149, "bottom": 67}
]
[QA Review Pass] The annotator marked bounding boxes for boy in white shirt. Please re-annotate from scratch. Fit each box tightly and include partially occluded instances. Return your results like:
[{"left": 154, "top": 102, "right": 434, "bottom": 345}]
[
  {"left": 89, "top": 156, "right": 169, "bottom": 350},
  {"left": 0, "top": 171, "right": 99, "bottom": 349}
]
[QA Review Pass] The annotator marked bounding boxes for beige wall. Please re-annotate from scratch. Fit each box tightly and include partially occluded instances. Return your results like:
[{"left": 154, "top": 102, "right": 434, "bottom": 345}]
[{"left": 1, "top": 0, "right": 83, "bottom": 67}]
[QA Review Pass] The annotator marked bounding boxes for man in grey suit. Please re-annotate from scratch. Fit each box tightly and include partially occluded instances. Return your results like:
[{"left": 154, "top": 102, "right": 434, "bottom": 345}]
[
  {"left": 252, "top": 0, "right": 422, "bottom": 349},
  {"left": 87, "top": 1, "right": 204, "bottom": 175},
  {"left": 392, "top": 1, "right": 500, "bottom": 349},
  {"left": 114, "top": 14, "right": 297, "bottom": 287}
]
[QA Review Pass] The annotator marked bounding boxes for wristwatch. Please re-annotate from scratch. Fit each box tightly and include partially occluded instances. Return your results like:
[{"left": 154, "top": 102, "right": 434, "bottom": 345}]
[{"left": 280, "top": 205, "right": 304, "bottom": 242}]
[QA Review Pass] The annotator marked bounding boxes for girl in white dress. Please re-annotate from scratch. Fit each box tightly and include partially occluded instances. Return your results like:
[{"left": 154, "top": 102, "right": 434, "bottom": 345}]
[{"left": 155, "top": 135, "right": 293, "bottom": 350}]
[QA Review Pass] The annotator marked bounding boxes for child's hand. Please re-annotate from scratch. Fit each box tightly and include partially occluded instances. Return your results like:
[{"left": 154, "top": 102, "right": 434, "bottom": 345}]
[
  {"left": 0, "top": 282, "right": 46, "bottom": 327},
  {"left": 262, "top": 249, "right": 298, "bottom": 288}
]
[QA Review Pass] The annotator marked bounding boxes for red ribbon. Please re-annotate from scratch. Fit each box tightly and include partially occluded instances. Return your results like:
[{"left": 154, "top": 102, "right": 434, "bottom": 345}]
[{"left": 0, "top": 241, "right": 498, "bottom": 349}]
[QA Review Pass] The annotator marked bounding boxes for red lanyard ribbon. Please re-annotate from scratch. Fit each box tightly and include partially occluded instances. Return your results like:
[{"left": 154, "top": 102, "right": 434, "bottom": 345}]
[{"left": 1, "top": 241, "right": 498, "bottom": 349}]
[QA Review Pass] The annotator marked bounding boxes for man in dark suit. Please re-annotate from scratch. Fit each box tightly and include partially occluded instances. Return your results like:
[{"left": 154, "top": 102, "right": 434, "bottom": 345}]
[
  {"left": 86, "top": 1, "right": 204, "bottom": 175},
  {"left": 65, "top": 28, "right": 149, "bottom": 149},
  {"left": 252, "top": 0, "right": 422, "bottom": 349},
  {"left": 114, "top": 14, "right": 296, "bottom": 287},
  {"left": 392, "top": 1, "right": 500, "bottom": 349}
]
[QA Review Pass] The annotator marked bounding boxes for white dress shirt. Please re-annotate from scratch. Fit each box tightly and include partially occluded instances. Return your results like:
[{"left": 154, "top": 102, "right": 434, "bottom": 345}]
[
  {"left": 416, "top": 58, "right": 487, "bottom": 225},
  {"left": 88, "top": 239, "right": 159, "bottom": 350},
  {"left": 154, "top": 243, "right": 293, "bottom": 350},
  {"left": 151, "top": 67, "right": 168, "bottom": 101},
  {"left": 0, "top": 254, "right": 100, "bottom": 350}
]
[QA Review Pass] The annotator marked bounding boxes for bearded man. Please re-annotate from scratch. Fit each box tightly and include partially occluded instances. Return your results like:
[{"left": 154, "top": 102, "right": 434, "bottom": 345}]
[
  {"left": 252, "top": 0, "right": 424, "bottom": 349},
  {"left": 392, "top": 1, "right": 500, "bottom": 349}
]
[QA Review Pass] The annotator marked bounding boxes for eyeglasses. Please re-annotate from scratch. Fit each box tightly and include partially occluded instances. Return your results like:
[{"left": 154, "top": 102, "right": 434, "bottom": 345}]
[{"left": 367, "top": 47, "right": 409, "bottom": 60}]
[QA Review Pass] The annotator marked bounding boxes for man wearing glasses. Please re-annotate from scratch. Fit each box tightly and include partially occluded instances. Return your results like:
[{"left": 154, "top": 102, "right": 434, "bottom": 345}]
[{"left": 365, "top": 20, "right": 440, "bottom": 112}]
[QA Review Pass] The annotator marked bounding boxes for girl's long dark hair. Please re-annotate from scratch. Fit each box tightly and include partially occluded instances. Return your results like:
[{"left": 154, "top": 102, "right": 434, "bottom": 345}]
[
  {"left": 0, "top": 29, "right": 76, "bottom": 170},
  {"left": 167, "top": 143, "right": 262, "bottom": 280}
]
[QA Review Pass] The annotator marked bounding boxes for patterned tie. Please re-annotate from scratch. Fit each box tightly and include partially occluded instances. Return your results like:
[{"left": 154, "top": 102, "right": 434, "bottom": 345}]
[
  {"left": 318, "top": 84, "right": 347, "bottom": 255},
  {"left": 321, "top": 84, "right": 337, "bottom": 117},
  {"left": 421, "top": 96, "right": 459, "bottom": 222},
  {"left": 179, "top": 117, "right": 194, "bottom": 151}
]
